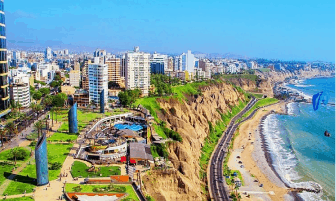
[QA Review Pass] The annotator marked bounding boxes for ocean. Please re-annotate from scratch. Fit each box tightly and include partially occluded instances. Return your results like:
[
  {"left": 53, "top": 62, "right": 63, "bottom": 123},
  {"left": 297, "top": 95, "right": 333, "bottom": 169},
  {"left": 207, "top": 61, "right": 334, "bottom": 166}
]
[{"left": 262, "top": 77, "right": 335, "bottom": 200}]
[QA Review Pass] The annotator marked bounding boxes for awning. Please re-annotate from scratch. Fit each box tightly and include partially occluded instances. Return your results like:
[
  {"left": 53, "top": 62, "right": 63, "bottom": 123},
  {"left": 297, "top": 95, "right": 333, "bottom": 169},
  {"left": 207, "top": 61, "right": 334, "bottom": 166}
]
[
  {"left": 130, "top": 159, "right": 136, "bottom": 164},
  {"left": 120, "top": 156, "right": 126, "bottom": 162}
]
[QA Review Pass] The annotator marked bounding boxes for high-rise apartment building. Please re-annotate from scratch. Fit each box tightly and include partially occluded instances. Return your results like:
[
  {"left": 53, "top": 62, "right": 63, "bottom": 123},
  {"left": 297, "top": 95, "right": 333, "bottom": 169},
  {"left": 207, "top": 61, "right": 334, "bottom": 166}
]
[
  {"left": 174, "top": 55, "right": 182, "bottom": 71},
  {"left": 120, "top": 54, "right": 126, "bottom": 78},
  {"left": 88, "top": 63, "right": 108, "bottom": 105},
  {"left": 45, "top": 47, "right": 52, "bottom": 60},
  {"left": 94, "top": 49, "right": 106, "bottom": 57},
  {"left": 125, "top": 47, "right": 151, "bottom": 95},
  {"left": 181, "top": 50, "right": 195, "bottom": 73},
  {"left": 0, "top": 0, "right": 10, "bottom": 116},
  {"left": 69, "top": 70, "right": 80, "bottom": 87},
  {"left": 168, "top": 57, "right": 174, "bottom": 71},
  {"left": 150, "top": 53, "right": 168, "bottom": 74},
  {"left": 81, "top": 59, "right": 91, "bottom": 90},
  {"left": 106, "top": 58, "right": 121, "bottom": 84}
]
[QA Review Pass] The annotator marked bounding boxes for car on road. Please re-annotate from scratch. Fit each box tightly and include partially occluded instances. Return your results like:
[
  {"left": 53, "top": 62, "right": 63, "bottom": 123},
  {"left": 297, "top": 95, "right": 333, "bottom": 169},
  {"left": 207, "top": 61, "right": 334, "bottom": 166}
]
[
  {"left": 238, "top": 161, "right": 242, "bottom": 164},
  {"left": 240, "top": 165, "right": 244, "bottom": 168},
  {"left": 259, "top": 184, "right": 263, "bottom": 187}
]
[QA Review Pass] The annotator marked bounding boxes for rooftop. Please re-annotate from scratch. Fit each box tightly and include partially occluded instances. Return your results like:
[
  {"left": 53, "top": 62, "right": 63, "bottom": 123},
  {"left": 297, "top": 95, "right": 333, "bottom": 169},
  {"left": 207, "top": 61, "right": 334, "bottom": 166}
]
[{"left": 129, "top": 142, "right": 153, "bottom": 161}]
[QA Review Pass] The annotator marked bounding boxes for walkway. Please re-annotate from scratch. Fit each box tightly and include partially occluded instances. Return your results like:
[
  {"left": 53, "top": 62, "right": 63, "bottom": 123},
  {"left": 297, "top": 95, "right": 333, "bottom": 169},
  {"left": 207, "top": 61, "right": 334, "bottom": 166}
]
[{"left": 0, "top": 193, "right": 34, "bottom": 200}]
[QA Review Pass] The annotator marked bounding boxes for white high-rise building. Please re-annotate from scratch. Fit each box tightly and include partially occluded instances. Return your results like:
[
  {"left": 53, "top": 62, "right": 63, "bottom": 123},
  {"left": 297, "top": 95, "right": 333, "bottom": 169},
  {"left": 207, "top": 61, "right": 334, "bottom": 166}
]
[
  {"left": 125, "top": 47, "right": 150, "bottom": 95},
  {"left": 45, "top": 47, "right": 52, "bottom": 60},
  {"left": 9, "top": 71, "right": 31, "bottom": 108},
  {"left": 181, "top": 50, "right": 195, "bottom": 73},
  {"left": 88, "top": 63, "right": 108, "bottom": 105}
]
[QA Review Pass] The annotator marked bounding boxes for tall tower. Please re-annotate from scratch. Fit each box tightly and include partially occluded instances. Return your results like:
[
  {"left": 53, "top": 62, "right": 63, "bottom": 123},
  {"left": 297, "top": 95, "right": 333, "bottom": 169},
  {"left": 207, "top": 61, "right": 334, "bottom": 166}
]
[
  {"left": 0, "top": 0, "right": 10, "bottom": 116},
  {"left": 68, "top": 103, "right": 78, "bottom": 134},
  {"left": 35, "top": 134, "right": 49, "bottom": 186}
]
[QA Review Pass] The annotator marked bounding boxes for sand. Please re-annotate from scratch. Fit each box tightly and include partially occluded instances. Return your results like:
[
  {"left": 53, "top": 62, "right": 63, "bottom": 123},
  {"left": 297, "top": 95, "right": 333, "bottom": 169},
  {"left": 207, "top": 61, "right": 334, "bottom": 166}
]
[{"left": 228, "top": 102, "right": 291, "bottom": 201}]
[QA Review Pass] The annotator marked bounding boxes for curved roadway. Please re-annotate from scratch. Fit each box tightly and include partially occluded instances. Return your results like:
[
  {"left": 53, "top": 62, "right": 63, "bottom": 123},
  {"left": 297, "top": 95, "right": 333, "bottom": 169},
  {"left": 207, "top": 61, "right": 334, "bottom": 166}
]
[{"left": 209, "top": 97, "right": 258, "bottom": 201}]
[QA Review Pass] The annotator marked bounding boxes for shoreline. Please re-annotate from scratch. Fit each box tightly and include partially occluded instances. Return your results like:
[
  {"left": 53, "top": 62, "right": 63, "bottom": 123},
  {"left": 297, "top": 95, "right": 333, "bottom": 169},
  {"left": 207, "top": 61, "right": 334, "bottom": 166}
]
[
  {"left": 258, "top": 110, "right": 305, "bottom": 201},
  {"left": 228, "top": 102, "right": 290, "bottom": 201}
]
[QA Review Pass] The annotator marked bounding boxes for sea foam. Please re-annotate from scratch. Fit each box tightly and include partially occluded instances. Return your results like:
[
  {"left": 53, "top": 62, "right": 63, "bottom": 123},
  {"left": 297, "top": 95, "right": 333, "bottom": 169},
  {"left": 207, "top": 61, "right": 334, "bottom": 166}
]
[{"left": 262, "top": 106, "right": 324, "bottom": 200}]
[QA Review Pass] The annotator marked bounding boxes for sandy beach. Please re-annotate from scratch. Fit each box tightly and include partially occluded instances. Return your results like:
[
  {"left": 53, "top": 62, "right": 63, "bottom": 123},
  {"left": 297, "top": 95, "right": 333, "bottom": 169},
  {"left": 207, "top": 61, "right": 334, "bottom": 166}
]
[{"left": 228, "top": 102, "right": 292, "bottom": 201}]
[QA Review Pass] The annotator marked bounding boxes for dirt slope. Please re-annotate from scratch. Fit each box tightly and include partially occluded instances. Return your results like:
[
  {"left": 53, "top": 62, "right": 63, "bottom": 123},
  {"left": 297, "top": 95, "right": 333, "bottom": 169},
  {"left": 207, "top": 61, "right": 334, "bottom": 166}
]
[{"left": 142, "top": 82, "right": 246, "bottom": 201}]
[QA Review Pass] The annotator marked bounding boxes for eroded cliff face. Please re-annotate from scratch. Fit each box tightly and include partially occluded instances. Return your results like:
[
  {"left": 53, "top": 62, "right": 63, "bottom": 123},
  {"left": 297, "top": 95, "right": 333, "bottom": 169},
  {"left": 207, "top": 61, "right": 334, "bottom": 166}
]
[
  {"left": 256, "top": 68, "right": 334, "bottom": 84},
  {"left": 228, "top": 78, "right": 274, "bottom": 97},
  {"left": 142, "top": 82, "right": 246, "bottom": 201}
]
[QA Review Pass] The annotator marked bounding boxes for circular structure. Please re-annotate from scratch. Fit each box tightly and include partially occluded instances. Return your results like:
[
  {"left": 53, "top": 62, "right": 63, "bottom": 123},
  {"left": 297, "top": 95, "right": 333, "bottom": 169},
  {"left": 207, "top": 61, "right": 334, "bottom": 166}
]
[{"left": 114, "top": 123, "right": 143, "bottom": 132}]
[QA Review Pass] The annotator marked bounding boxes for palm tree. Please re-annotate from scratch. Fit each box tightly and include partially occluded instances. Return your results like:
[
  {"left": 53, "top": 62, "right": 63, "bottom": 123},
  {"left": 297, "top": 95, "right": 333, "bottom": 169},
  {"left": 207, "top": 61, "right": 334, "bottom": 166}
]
[
  {"left": 5, "top": 122, "right": 17, "bottom": 139},
  {"left": 0, "top": 128, "right": 6, "bottom": 147},
  {"left": 43, "top": 97, "right": 52, "bottom": 109},
  {"left": 34, "top": 120, "right": 43, "bottom": 139},
  {"left": 20, "top": 113, "right": 29, "bottom": 127},
  {"left": 16, "top": 102, "right": 22, "bottom": 113},
  {"left": 35, "top": 104, "right": 42, "bottom": 119},
  {"left": 50, "top": 107, "right": 54, "bottom": 127}
]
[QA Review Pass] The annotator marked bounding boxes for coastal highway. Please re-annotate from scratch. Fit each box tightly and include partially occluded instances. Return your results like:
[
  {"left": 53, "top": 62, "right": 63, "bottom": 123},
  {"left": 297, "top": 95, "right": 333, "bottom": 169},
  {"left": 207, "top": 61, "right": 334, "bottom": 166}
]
[{"left": 209, "top": 97, "right": 258, "bottom": 201}]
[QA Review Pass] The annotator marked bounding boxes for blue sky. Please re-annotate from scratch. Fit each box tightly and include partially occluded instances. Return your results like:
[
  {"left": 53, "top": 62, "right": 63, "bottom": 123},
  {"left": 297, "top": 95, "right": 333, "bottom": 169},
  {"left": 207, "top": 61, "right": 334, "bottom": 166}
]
[{"left": 5, "top": 0, "right": 335, "bottom": 62}]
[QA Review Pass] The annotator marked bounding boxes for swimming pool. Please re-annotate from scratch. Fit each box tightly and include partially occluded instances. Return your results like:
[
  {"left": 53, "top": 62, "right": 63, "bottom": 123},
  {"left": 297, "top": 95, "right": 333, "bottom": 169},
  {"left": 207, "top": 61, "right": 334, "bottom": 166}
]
[{"left": 114, "top": 123, "right": 143, "bottom": 132}]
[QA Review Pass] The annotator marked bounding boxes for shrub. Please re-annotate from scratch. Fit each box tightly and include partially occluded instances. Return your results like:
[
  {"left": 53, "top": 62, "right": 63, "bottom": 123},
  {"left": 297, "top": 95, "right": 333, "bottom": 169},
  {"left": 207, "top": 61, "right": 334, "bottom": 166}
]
[
  {"left": 73, "top": 185, "right": 82, "bottom": 192},
  {"left": 49, "top": 162, "right": 62, "bottom": 170},
  {"left": 150, "top": 144, "right": 169, "bottom": 159},
  {"left": 162, "top": 127, "right": 182, "bottom": 142}
]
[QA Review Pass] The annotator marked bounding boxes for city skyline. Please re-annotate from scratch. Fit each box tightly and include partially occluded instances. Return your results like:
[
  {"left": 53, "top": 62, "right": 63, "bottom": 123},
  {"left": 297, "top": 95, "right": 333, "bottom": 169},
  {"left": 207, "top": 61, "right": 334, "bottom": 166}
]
[{"left": 5, "top": 0, "right": 336, "bottom": 62}]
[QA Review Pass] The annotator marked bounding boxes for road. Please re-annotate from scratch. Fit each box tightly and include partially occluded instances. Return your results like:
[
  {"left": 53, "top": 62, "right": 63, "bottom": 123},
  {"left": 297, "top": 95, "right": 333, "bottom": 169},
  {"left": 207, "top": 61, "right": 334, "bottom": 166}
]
[
  {"left": 209, "top": 97, "right": 258, "bottom": 201},
  {"left": 1, "top": 112, "right": 49, "bottom": 151}
]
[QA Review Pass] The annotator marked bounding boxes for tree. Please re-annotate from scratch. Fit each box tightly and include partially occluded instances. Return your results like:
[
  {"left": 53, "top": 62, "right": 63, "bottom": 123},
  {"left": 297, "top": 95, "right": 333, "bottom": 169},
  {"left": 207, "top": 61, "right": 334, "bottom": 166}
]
[
  {"left": 118, "top": 89, "right": 142, "bottom": 107},
  {"left": 39, "top": 88, "right": 50, "bottom": 96},
  {"left": 5, "top": 122, "right": 16, "bottom": 139},
  {"left": 43, "top": 95, "right": 53, "bottom": 107},
  {"left": 33, "top": 91, "right": 42, "bottom": 100},
  {"left": 9, "top": 148, "right": 28, "bottom": 165},
  {"left": 34, "top": 120, "right": 43, "bottom": 139},
  {"left": 52, "top": 93, "right": 67, "bottom": 107},
  {"left": 0, "top": 128, "right": 6, "bottom": 146}
]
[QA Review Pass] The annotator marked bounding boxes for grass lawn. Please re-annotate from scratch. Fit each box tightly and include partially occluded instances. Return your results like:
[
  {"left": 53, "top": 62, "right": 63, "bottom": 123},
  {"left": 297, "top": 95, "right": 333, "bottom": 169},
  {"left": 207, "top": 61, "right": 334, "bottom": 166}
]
[
  {"left": 133, "top": 97, "right": 162, "bottom": 122},
  {"left": 3, "top": 143, "right": 73, "bottom": 196},
  {"left": 0, "top": 147, "right": 31, "bottom": 162},
  {"left": 48, "top": 132, "right": 78, "bottom": 142},
  {"left": 65, "top": 183, "right": 139, "bottom": 201},
  {"left": 238, "top": 98, "right": 279, "bottom": 122},
  {"left": 71, "top": 161, "right": 121, "bottom": 178},
  {"left": 4, "top": 197, "right": 34, "bottom": 201},
  {"left": 0, "top": 162, "right": 16, "bottom": 185},
  {"left": 47, "top": 143, "right": 73, "bottom": 180}
]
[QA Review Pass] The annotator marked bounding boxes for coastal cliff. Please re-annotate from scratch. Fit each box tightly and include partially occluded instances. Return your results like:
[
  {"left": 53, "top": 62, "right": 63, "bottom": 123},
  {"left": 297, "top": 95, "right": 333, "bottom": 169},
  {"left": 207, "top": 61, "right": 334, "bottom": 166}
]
[
  {"left": 142, "top": 82, "right": 247, "bottom": 201},
  {"left": 256, "top": 68, "right": 334, "bottom": 84}
]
